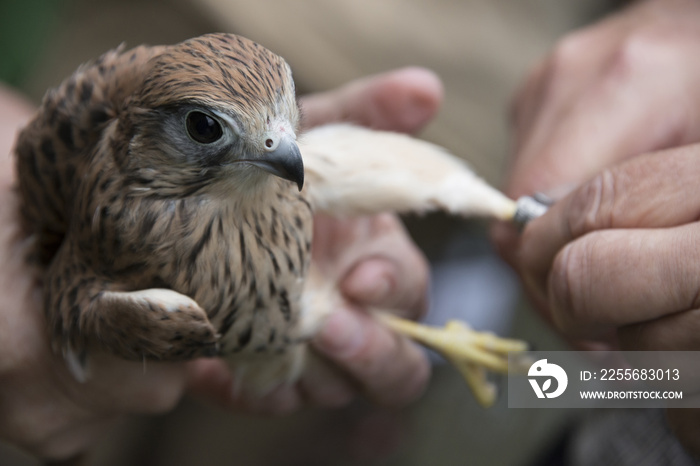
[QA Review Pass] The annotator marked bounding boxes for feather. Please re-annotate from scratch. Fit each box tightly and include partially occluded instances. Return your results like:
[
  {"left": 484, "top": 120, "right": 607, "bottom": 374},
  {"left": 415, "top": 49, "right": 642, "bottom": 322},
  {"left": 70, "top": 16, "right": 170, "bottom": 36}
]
[{"left": 301, "top": 124, "right": 516, "bottom": 219}]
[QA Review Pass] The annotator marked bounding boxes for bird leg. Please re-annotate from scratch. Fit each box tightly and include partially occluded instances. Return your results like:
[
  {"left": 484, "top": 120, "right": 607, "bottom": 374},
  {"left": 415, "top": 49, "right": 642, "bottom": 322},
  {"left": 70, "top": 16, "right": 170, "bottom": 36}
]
[
  {"left": 89, "top": 289, "right": 220, "bottom": 360},
  {"left": 53, "top": 285, "right": 220, "bottom": 383},
  {"left": 373, "top": 311, "right": 528, "bottom": 407}
]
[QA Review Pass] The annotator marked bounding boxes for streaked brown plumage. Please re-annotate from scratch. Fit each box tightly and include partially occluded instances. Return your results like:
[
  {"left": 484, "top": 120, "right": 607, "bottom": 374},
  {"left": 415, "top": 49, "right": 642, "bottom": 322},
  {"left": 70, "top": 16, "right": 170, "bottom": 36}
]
[{"left": 15, "top": 33, "right": 522, "bottom": 398}]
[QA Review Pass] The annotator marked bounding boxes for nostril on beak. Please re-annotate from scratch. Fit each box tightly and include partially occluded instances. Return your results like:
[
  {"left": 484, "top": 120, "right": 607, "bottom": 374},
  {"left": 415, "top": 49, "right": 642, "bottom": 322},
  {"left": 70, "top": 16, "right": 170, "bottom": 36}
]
[{"left": 263, "top": 135, "right": 280, "bottom": 152}]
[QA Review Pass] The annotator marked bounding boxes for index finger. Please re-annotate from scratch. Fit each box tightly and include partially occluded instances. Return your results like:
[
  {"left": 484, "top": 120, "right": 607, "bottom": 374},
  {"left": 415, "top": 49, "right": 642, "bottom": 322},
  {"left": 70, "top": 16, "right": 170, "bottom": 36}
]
[
  {"left": 518, "top": 145, "right": 700, "bottom": 335},
  {"left": 521, "top": 145, "right": 700, "bottom": 297}
]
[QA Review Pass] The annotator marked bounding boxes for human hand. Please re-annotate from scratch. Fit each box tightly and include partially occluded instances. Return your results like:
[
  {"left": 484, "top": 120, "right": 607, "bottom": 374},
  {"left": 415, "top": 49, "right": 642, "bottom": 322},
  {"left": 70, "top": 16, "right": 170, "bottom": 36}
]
[
  {"left": 187, "top": 67, "right": 442, "bottom": 413},
  {"left": 516, "top": 147, "right": 700, "bottom": 345},
  {"left": 0, "top": 85, "right": 188, "bottom": 461},
  {"left": 514, "top": 145, "right": 700, "bottom": 454},
  {"left": 493, "top": 0, "right": 700, "bottom": 268},
  {"left": 491, "top": 1, "right": 700, "bottom": 452}
]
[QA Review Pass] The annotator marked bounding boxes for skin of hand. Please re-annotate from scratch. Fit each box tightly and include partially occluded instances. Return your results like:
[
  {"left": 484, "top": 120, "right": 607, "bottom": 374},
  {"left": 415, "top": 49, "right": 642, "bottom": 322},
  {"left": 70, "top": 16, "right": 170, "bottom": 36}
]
[
  {"left": 489, "top": 0, "right": 700, "bottom": 455},
  {"left": 0, "top": 68, "right": 440, "bottom": 460},
  {"left": 517, "top": 145, "right": 700, "bottom": 456},
  {"left": 493, "top": 0, "right": 700, "bottom": 273}
]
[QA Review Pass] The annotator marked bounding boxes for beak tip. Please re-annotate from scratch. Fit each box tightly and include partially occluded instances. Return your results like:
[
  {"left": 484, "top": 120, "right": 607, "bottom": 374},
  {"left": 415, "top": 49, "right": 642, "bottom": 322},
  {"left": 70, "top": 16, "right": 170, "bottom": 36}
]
[{"left": 254, "top": 137, "right": 305, "bottom": 190}]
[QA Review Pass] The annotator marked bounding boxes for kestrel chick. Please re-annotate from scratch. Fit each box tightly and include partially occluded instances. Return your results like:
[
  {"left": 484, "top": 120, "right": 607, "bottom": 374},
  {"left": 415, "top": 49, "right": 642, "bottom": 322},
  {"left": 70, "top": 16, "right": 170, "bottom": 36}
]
[{"left": 16, "top": 33, "right": 524, "bottom": 403}]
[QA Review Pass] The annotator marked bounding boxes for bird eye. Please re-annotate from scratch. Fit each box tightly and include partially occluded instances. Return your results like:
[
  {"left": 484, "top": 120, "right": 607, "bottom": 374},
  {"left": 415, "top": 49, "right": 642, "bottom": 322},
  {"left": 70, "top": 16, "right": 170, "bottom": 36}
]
[{"left": 186, "top": 111, "right": 223, "bottom": 144}]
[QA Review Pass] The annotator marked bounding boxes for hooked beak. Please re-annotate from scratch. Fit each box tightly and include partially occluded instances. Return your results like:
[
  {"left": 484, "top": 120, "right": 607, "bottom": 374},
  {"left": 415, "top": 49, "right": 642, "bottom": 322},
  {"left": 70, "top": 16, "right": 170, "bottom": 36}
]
[{"left": 246, "top": 136, "right": 304, "bottom": 191}]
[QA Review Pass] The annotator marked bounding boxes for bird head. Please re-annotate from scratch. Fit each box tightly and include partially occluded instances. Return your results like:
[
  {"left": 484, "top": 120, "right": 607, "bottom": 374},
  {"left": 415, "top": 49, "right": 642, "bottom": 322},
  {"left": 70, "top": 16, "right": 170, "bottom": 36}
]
[{"left": 122, "top": 33, "right": 303, "bottom": 198}]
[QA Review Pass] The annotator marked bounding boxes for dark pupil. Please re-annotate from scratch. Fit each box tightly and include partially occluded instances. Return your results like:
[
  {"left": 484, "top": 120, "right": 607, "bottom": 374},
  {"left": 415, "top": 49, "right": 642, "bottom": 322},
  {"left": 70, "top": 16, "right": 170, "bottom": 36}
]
[{"left": 186, "top": 112, "right": 223, "bottom": 144}]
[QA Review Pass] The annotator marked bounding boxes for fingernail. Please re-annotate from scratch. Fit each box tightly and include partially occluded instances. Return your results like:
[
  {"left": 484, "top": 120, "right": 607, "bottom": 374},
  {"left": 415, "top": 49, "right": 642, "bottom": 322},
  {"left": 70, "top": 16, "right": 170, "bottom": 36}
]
[
  {"left": 392, "top": 67, "right": 443, "bottom": 132},
  {"left": 314, "top": 308, "right": 365, "bottom": 358}
]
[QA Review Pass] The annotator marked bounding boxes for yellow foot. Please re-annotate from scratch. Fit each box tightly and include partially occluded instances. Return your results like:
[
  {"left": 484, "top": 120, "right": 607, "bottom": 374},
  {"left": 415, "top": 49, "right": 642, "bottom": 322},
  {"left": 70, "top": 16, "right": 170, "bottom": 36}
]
[{"left": 374, "top": 312, "right": 529, "bottom": 407}]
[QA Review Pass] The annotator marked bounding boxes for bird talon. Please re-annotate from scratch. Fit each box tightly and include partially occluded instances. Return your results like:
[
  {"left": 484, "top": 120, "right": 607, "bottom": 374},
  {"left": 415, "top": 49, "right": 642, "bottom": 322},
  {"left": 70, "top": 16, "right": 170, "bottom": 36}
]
[{"left": 374, "top": 311, "right": 527, "bottom": 407}]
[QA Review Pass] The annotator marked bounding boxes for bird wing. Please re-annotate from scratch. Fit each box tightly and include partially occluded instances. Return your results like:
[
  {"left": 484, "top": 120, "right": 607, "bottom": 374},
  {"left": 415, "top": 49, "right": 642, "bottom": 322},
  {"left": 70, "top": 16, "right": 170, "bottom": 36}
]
[
  {"left": 14, "top": 43, "right": 166, "bottom": 264},
  {"left": 299, "top": 123, "right": 515, "bottom": 220}
]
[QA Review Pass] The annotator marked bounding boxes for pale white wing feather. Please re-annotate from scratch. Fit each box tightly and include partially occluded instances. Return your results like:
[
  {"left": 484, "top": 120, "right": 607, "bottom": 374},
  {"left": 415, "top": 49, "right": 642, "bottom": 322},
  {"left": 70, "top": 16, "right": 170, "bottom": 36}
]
[{"left": 299, "top": 124, "right": 516, "bottom": 219}]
